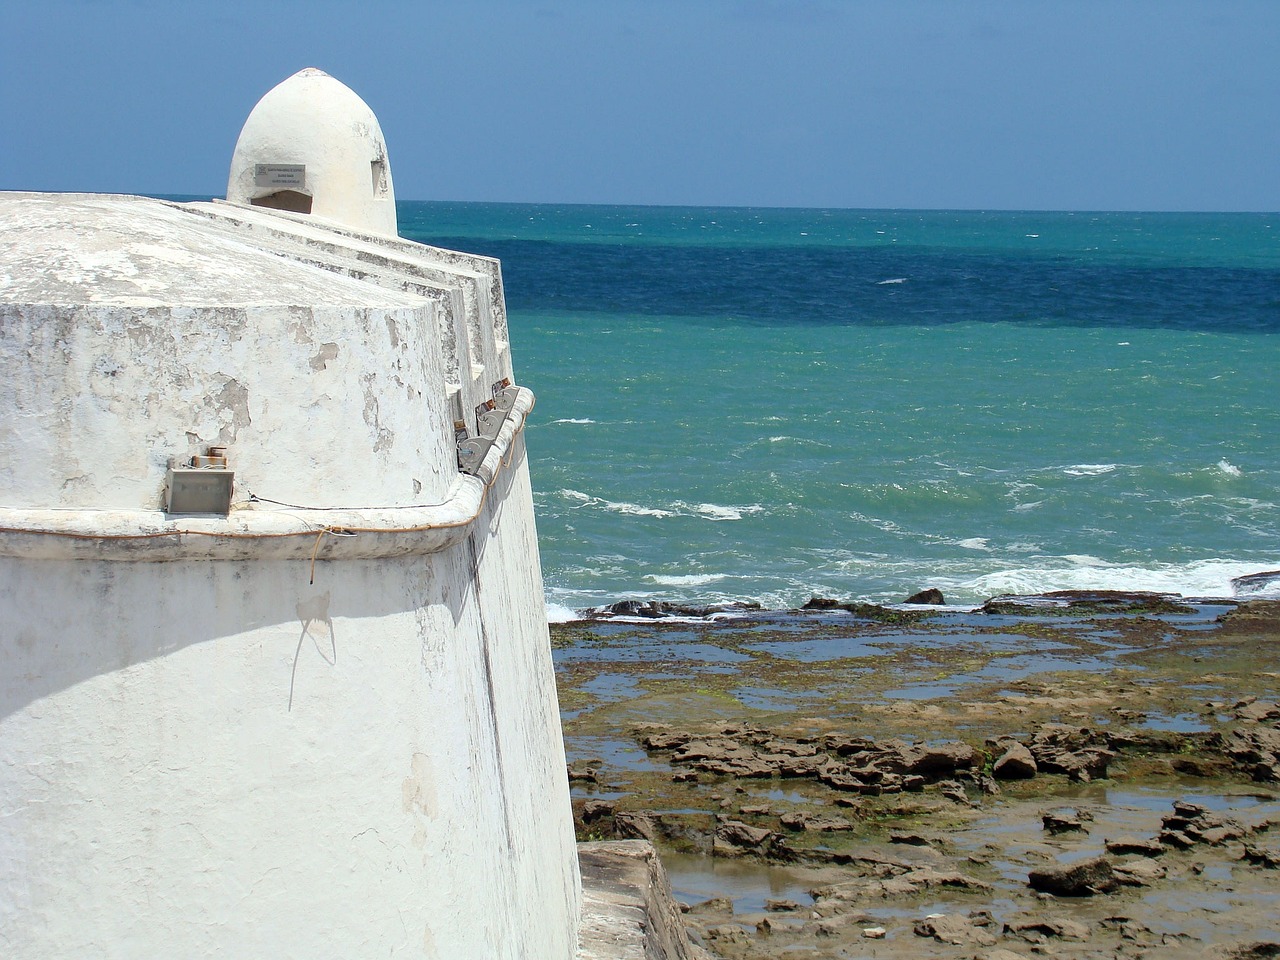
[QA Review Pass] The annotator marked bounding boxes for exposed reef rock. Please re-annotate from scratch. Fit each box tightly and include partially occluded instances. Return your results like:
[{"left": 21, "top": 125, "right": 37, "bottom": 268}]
[
  {"left": 1231, "top": 570, "right": 1280, "bottom": 595},
  {"left": 981, "top": 590, "right": 1195, "bottom": 616},
  {"left": 557, "top": 592, "right": 1280, "bottom": 959},
  {"left": 1027, "top": 855, "right": 1118, "bottom": 896},
  {"left": 903, "top": 588, "right": 946, "bottom": 605},
  {"left": 582, "top": 599, "right": 763, "bottom": 621}
]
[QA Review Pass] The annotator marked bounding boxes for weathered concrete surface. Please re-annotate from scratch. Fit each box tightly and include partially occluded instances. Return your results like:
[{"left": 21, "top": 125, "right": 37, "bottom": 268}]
[
  {"left": 577, "top": 840, "right": 711, "bottom": 960},
  {"left": 227, "top": 68, "right": 399, "bottom": 237},
  {"left": 0, "top": 191, "right": 450, "bottom": 511},
  {"left": 0, "top": 184, "right": 580, "bottom": 958}
]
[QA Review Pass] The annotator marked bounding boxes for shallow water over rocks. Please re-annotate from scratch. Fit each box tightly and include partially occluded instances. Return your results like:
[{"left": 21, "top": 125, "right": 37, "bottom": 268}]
[{"left": 556, "top": 597, "right": 1280, "bottom": 958}]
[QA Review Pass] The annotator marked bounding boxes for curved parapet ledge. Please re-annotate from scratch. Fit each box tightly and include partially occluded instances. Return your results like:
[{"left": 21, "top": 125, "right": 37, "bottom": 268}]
[{"left": 0, "top": 388, "right": 533, "bottom": 562}]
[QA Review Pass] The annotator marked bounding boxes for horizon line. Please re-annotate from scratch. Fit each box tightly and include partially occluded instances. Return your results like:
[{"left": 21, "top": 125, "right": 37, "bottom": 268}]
[{"left": 4, "top": 189, "right": 1275, "bottom": 218}]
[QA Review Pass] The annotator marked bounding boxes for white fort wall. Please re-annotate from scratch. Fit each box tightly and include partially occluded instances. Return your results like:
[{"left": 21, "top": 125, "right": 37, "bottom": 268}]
[
  {"left": 0, "top": 463, "right": 575, "bottom": 957},
  {"left": 227, "top": 67, "right": 399, "bottom": 238},
  {"left": 0, "top": 187, "right": 580, "bottom": 958}
]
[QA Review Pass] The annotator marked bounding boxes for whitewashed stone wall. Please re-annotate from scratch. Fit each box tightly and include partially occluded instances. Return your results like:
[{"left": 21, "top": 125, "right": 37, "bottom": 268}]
[
  {"left": 227, "top": 68, "right": 399, "bottom": 237},
  {"left": 0, "top": 190, "right": 580, "bottom": 958}
]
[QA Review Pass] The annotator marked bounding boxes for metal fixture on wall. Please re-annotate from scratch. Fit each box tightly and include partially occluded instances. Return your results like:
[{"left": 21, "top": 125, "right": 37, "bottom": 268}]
[
  {"left": 456, "top": 381, "right": 523, "bottom": 476},
  {"left": 166, "top": 446, "right": 235, "bottom": 515}
]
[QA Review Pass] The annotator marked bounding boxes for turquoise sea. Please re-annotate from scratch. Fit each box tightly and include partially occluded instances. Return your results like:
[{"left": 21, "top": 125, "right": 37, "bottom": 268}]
[{"left": 399, "top": 204, "right": 1280, "bottom": 617}]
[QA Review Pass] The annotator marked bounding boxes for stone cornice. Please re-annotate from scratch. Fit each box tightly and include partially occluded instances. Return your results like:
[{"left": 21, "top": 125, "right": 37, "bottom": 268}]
[{"left": 0, "top": 388, "right": 534, "bottom": 562}]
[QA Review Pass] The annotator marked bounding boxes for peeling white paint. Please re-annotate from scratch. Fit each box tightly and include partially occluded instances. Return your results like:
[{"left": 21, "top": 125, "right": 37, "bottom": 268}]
[
  {"left": 0, "top": 183, "right": 579, "bottom": 955},
  {"left": 227, "top": 68, "right": 398, "bottom": 237}
]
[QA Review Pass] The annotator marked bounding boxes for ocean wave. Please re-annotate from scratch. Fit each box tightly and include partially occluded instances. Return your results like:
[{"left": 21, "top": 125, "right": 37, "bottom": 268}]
[
  {"left": 1216, "top": 459, "right": 1242, "bottom": 477},
  {"left": 645, "top": 573, "right": 728, "bottom": 587},
  {"left": 1061, "top": 463, "right": 1119, "bottom": 477},
  {"left": 555, "top": 489, "right": 675, "bottom": 517},
  {"left": 947, "top": 558, "right": 1278, "bottom": 601},
  {"left": 563, "top": 561, "right": 630, "bottom": 577},
  {"left": 876, "top": 277, "right": 908, "bottom": 285},
  {"left": 673, "top": 501, "right": 765, "bottom": 521},
  {"left": 542, "top": 554, "right": 1280, "bottom": 617},
  {"left": 604, "top": 501, "right": 677, "bottom": 518},
  {"left": 848, "top": 512, "right": 904, "bottom": 534},
  {"left": 556, "top": 489, "right": 761, "bottom": 522},
  {"left": 545, "top": 601, "right": 580, "bottom": 623},
  {"left": 550, "top": 417, "right": 596, "bottom": 424},
  {"left": 1233, "top": 571, "right": 1280, "bottom": 598},
  {"left": 765, "top": 436, "right": 832, "bottom": 448}
]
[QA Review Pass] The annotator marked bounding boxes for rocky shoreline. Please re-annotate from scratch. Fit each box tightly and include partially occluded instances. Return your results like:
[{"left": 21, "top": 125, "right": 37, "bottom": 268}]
[{"left": 553, "top": 594, "right": 1280, "bottom": 959}]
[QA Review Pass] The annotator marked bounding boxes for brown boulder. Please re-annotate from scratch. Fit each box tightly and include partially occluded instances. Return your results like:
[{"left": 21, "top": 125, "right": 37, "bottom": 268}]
[
  {"left": 613, "top": 811, "right": 657, "bottom": 842},
  {"left": 1113, "top": 857, "right": 1167, "bottom": 886},
  {"left": 1236, "top": 699, "right": 1280, "bottom": 722},
  {"left": 1031, "top": 745, "right": 1113, "bottom": 782},
  {"left": 643, "top": 730, "right": 693, "bottom": 750},
  {"left": 1005, "top": 918, "right": 1092, "bottom": 942},
  {"left": 780, "top": 812, "right": 854, "bottom": 832},
  {"left": 1105, "top": 836, "right": 1165, "bottom": 857},
  {"left": 993, "top": 742, "right": 1038, "bottom": 779},
  {"left": 914, "top": 914, "right": 998, "bottom": 946},
  {"left": 581, "top": 799, "right": 616, "bottom": 822},
  {"left": 902, "top": 741, "right": 977, "bottom": 777},
  {"left": 1242, "top": 845, "right": 1280, "bottom": 869},
  {"left": 714, "top": 819, "right": 775, "bottom": 856},
  {"left": 1209, "top": 941, "right": 1280, "bottom": 960},
  {"left": 1027, "top": 855, "right": 1117, "bottom": 896}
]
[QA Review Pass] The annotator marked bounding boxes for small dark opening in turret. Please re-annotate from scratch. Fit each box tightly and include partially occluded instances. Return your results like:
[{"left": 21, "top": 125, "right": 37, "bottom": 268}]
[
  {"left": 251, "top": 190, "right": 313, "bottom": 214},
  {"left": 371, "top": 159, "right": 389, "bottom": 199}
]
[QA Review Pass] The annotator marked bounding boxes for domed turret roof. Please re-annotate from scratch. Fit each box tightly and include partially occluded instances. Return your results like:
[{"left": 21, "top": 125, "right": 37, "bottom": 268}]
[{"left": 226, "top": 68, "right": 397, "bottom": 237}]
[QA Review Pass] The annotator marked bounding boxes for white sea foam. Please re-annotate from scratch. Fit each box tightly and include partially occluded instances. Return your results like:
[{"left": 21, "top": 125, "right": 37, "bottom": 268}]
[
  {"left": 603, "top": 501, "right": 676, "bottom": 518},
  {"left": 849, "top": 512, "right": 904, "bottom": 535},
  {"left": 1235, "top": 574, "right": 1280, "bottom": 599},
  {"left": 557, "top": 489, "right": 761, "bottom": 522},
  {"left": 551, "top": 417, "right": 596, "bottom": 425},
  {"left": 545, "top": 556, "right": 1280, "bottom": 616},
  {"left": 949, "top": 558, "right": 1277, "bottom": 602},
  {"left": 695, "top": 503, "right": 745, "bottom": 521},
  {"left": 1217, "top": 459, "right": 1242, "bottom": 477},
  {"left": 675, "top": 501, "right": 764, "bottom": 521},
  {"left": 545, "top": 602, "right": 580, "bottom": 623},
  {"left": 1061, "top": 555, "right": 1113, "bottom": 567},
  {"left": 560, "top": 488, "right": 674, "bottom": 517},
  {"left": 646, "top": 573, "right": 728, "bottom": 587},
  {"left": 767, "top": 436, "right": 831, "bottom": 447},
  {"left": 877, "top": 277, "right": 908, "bottom": 285},
  {"left": 603, "top": 612, "right": 754, "bottom": 625},
  {"left": 954, "top": 538, "right": 991, "bottom": 551},
  {"left": 1062, "top": 464, "right": 1118, "bottom": 477}
]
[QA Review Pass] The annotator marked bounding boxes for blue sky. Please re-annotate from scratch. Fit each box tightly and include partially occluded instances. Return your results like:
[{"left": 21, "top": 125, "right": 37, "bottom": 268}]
[{"left": 2, "top": 0, "right": 1277, "bottom": 211}]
